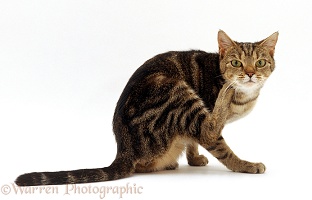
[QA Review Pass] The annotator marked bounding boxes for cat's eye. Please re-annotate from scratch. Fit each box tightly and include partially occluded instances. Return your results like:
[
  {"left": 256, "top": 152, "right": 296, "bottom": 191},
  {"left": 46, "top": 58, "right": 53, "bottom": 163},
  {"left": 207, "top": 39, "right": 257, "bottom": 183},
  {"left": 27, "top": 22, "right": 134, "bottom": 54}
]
[
  {"left": 231, "top": 60, "right": 242, "bottom": 67},
  {"left": 255, "top": 59, "right": 266, "bottom": 68}
]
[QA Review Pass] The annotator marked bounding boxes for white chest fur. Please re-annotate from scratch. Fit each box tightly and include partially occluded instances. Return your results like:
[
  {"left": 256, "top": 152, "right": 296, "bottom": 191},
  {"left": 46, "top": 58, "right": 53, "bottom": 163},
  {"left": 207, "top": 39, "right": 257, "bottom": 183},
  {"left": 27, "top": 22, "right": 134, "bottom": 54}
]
[{"left": 226, "top": 91, "right": 259, "bottom": 123}]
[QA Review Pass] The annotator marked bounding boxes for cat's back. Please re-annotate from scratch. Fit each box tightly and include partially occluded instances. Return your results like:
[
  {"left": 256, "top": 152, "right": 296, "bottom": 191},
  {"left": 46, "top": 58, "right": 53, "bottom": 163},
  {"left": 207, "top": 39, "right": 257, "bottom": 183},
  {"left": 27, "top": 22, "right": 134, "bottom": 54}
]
[
  {"left": 135, "top": 50, "right": 220, "bottom": 84},
  {"left": 114, "top": 50, "right": 223, "bottom": 118}
]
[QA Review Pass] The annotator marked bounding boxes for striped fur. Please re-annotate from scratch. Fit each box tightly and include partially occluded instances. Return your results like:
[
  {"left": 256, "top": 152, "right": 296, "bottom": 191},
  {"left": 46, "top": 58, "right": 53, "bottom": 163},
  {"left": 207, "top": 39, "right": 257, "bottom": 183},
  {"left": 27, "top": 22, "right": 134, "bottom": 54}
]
[{"left": 15, "top": 30, "right": 278, "bottom": 186}]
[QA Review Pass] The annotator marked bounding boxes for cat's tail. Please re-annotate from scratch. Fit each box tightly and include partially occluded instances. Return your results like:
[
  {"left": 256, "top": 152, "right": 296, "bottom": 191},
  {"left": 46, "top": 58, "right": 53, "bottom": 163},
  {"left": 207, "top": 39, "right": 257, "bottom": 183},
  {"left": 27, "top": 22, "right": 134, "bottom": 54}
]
[{"left": 15, "top": 157, "right": 135, "bottom": 186}]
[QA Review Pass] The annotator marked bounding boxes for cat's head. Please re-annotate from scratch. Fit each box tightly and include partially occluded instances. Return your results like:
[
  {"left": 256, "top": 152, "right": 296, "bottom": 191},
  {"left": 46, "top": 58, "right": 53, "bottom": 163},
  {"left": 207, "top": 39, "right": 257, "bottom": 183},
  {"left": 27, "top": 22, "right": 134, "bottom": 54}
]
[{"left": 218, "top": 30, "right": 278, "bottom": 93}]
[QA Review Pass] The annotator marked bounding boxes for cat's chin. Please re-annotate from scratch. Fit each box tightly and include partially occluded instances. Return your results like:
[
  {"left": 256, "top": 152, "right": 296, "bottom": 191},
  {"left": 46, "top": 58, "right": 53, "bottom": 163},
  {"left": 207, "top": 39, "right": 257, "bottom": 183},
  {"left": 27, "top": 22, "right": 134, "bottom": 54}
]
[
  {"left": 235, "top": 82, "right": 262, "bottom": 94},
  {"left": 243, "top": 81, "right": 258, "bottom": 87}
]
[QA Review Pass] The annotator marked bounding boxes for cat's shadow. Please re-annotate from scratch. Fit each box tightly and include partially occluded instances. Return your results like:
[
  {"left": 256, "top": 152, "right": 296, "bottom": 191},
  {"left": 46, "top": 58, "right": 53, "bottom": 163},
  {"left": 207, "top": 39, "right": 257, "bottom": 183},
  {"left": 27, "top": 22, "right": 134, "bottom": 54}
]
[{"left": 133, "top": 164, "right": 233, "bottom": 178}]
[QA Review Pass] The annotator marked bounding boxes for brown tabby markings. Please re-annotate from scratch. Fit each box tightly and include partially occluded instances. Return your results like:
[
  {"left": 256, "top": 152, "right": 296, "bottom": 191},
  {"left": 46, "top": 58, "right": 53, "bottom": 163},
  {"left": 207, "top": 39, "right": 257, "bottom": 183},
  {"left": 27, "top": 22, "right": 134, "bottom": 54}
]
[{"left": 15, "top": 30, "right": 278, "bottom": 186}]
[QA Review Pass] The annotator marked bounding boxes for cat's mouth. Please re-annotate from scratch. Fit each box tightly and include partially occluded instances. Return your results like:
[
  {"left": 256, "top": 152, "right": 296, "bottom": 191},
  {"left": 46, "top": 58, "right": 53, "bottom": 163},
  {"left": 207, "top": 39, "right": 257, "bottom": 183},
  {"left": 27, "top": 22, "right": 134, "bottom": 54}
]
[
  {"left": 231, "top": 75, "right": 265, "bottom": 91},
  {"left": 239, "top": 78, "right": 256, "bottom": 84},
  {"left": 241, "top": 76, "right": 259, "bottom": 86},
  {"left": 234, "top": 78, "right": 259, "bottom": 91},
  {"left": 245, "top": 79, "right": 256, "bottom": 84}
]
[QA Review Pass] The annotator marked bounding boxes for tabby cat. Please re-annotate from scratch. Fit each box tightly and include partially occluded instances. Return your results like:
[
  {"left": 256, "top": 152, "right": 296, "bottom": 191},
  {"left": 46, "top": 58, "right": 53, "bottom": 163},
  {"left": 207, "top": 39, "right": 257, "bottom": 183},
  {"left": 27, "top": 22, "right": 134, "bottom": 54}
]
[{"left": 15, "top": 30, "right": 278, "bottom": 186}]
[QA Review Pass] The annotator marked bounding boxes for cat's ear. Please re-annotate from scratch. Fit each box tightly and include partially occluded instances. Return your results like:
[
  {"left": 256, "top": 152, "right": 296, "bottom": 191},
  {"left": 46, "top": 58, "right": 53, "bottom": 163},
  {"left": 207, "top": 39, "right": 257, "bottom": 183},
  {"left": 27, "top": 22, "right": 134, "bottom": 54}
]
[
  {"left": 259, "top": 32, "right": 279, "bottom": 56},
  {"left": 218, "top": 30, "right": 237, "bottom": 57}
]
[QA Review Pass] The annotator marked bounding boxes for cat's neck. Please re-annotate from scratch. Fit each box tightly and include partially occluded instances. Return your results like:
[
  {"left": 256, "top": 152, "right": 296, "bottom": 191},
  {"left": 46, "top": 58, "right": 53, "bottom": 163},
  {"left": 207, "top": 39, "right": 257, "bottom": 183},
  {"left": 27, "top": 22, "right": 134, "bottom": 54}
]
[
  {"left": 233, "top": 88, "right": 260, "bottom": 104},
  {"left": 226, "top": 88, "right": 260, "bottom": 123}
]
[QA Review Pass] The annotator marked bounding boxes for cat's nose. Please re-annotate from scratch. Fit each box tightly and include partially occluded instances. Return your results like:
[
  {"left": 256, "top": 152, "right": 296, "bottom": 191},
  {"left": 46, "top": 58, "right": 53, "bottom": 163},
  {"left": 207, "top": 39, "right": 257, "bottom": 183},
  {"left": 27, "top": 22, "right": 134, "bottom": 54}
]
[{"left": 246, "top": 72, "right": 254, "bottom": 78}]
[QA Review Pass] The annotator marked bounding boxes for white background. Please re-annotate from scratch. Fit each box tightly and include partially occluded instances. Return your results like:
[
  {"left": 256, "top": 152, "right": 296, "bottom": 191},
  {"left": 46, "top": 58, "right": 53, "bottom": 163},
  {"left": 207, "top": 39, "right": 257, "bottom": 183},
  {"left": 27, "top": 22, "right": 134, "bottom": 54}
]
[{"left": 0, "top": 0, "right": 311, "bottom": 199}]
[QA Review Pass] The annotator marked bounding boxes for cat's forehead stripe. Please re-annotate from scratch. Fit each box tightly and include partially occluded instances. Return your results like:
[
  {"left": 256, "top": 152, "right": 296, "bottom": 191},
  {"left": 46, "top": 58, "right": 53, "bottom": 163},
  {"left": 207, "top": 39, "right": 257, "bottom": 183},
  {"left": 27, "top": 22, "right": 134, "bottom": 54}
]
[{"left": 240, "top": 43, "right": 254, "bottom": 57}]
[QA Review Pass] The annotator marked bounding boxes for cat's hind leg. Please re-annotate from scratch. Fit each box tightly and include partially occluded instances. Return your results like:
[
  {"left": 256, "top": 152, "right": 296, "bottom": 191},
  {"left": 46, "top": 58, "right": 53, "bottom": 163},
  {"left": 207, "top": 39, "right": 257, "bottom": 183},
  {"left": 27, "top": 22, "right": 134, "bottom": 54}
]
[
  {"left": 135, "top": 136, "right": 184, "bottom": 173},
  {"left": 135, "top": 160, "right": 179, "bottom": 173},
  {"left": 186, "top": 141, "right": 208, "bottom": 166}
]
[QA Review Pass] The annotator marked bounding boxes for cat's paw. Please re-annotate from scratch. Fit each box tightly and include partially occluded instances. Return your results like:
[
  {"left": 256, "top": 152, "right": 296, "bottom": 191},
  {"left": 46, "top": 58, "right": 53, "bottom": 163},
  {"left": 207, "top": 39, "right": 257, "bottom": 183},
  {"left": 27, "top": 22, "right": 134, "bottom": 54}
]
[
  {"left": 234, "top": 162, "right": 266, "bottom": 174},
  {"left": 253, "top": 162, "right": 266, "bottom": 174},
  {"left": 165, "top": 162, "right": 179, "bottom": 170},
  {"left": 188, "top": 155, "right": 209, "bottom": 166}
]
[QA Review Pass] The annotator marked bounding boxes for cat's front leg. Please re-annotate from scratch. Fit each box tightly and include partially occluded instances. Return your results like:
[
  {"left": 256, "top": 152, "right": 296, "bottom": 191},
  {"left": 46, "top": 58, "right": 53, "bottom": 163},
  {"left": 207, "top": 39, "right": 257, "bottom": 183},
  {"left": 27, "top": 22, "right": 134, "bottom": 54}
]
[
  {"left": 212, "top": 81, "right": 235, "bottom": 119},
  {"left": 206, "top": 136, "right": 265, "bottom": 174},
  {"left": 207, "top": 82, "right": 235, "bottom": 140}
]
